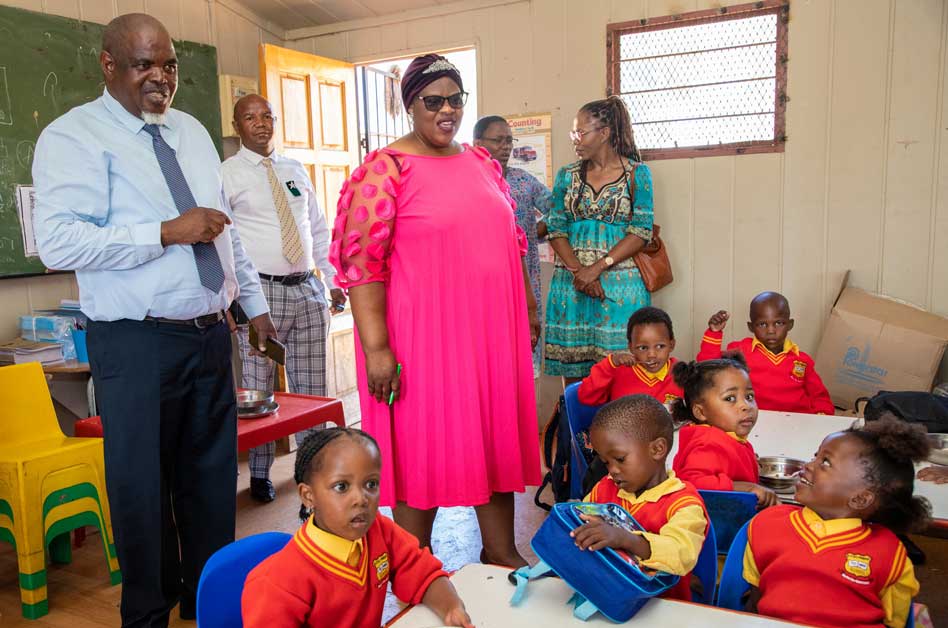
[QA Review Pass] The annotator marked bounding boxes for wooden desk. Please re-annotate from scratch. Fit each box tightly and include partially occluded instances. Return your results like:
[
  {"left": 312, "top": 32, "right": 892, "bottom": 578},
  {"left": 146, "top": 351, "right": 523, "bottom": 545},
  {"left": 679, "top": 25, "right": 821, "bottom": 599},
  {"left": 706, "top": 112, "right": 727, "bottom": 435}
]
[
  {"left": 670, "top": 410, "right": 947, "bottom": 530},
  {"left": 42, "top": 360, "right": 90, "bottom": 374},
  {"left": 387, "top": 563, "right": 801, "bottom": 627},
  {"left": 237, "top": 392, "right": 345, "bottom": 451}
]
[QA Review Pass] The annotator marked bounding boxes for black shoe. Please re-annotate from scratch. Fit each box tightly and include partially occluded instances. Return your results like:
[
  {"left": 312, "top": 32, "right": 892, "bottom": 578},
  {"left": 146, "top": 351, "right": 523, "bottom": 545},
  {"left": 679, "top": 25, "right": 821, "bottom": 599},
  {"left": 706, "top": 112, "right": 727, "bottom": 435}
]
[{"left": 250, "top": 478, "right": 275, "bottom": 503}]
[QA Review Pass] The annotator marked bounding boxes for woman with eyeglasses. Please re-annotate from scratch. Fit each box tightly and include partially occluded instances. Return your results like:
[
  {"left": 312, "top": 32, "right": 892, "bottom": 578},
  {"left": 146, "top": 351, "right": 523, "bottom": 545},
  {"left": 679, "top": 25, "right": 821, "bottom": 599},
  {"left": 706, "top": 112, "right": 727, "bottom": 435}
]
[
  {"left": 329, "top": 55, "right": 541, "bottom": 568},
  {"left": 473, "top": 115, "right": 552, "bottom": 377},
  {"left": 544, "top": 96, "right": 654, "bottom": 384}
]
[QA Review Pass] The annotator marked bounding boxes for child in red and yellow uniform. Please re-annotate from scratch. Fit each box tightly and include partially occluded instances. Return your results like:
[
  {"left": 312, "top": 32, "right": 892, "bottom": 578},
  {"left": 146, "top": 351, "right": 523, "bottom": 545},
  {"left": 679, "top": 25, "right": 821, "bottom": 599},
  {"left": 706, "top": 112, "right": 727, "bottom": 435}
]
[
  {"left": 242, "top": 428, "right": 473, "bottom": 628},
  {"left": 696, "top": 292, "right": 834, "bottom": 415},
  {"left": 578, "top": 307, "right": 683, "bottom": 407},
  {"left": 742, "top": 416, "right": 929, "bottom": 628},
  {"left": 670, "top": 356, "right": 778, "bottom": 508},
  {"left": 571, "top": 395, "right": 709, "bottom": 601}
]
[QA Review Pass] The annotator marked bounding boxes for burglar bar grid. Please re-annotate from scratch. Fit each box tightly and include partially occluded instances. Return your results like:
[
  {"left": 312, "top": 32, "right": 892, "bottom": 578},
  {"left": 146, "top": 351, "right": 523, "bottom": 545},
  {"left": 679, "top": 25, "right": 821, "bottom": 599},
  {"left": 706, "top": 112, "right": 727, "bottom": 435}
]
[{"left": 607, "top": 1, "right": 789, "bottom": 160}]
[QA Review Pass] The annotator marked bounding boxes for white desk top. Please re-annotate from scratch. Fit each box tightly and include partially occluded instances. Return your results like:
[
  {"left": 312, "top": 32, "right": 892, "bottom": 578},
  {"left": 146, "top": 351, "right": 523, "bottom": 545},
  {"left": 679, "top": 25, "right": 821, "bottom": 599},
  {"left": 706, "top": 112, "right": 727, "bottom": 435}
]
[
  {"left": 669, "top": 410, "right": 946, "bottom": 525},
  {"left": 388, "top": 564, "right": 801, "bottom": 627}
]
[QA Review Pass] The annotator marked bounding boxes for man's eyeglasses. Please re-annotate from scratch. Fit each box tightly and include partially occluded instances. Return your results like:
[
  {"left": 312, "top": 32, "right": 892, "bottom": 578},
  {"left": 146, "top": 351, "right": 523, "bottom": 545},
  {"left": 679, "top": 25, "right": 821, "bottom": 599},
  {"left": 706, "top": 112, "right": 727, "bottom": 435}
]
[
  {"left": 417, "top": 91, "right": 468, "bottom": 112},
  {"left": 481, "top": 136, "right": 518, "bottom": 146},
  {"left": 569, "top": 126, "right": 602, "bottom": 142}
]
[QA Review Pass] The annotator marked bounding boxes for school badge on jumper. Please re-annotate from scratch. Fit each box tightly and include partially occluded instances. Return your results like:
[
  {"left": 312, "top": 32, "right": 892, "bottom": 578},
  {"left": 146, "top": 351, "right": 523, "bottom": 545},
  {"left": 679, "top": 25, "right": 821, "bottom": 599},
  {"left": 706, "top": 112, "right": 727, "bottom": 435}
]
[
  {"left": 373, "top": 552, "right": 390, "bottom": 583},
  {"left": 792, "top": 360, "right": 807, "bottom": 379},
  {"left": 841, "top": 552, "right": 872, "bottom": 585}
]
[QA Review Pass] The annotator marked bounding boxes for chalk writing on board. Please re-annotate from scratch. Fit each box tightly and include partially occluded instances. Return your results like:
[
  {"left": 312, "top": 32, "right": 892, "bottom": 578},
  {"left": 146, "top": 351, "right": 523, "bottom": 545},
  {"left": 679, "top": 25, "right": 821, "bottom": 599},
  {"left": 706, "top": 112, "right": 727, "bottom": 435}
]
[
  {"left": 0, "top": 66, "right": 12, "bottom": 126},
  {"left": 43, "top": 71, "right": 59, "bottom": 112},
  {"left": 16, "top": 140, "right": 35, "bottom": 169}
]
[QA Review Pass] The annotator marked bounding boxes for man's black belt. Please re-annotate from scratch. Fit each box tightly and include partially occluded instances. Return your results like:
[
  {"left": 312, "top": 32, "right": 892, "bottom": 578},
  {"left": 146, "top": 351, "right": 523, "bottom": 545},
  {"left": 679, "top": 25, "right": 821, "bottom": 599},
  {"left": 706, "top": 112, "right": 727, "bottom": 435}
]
[
  {"left": 259, "top": 271, "right": 313, "bottom": 286},
  {"left": 144, "top": 311, "right": 225, "bottom": 328}
]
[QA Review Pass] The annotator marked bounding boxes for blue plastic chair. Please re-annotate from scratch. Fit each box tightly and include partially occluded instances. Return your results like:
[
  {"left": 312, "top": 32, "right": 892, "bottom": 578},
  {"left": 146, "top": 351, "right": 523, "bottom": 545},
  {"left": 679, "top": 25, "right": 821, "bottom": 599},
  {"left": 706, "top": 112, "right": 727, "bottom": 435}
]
[
  {"left": 562, "top": 382, "right": 603, "bottom": 499},
  {"left": 716, "top": 522, "right": 914, "bottom": 628},
  {"left": 715, "top": 520, "right": 751, "bottom": 610},
  {"left": 698, "top": 490, "right": 757, "bottom": 554},
  {"left": 690, "top": 518, "right": 718, "bottom": 605},
  {"left": 196, "top": 531, "right": 292, "bottom": 628}
]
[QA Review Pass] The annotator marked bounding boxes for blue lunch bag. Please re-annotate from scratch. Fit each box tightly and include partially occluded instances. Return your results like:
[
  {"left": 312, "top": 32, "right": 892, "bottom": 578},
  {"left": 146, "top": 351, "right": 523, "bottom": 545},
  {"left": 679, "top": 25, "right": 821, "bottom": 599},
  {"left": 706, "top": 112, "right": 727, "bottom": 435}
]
[{"left": 510, "top": 502, "right": 679, "bottom": 622}]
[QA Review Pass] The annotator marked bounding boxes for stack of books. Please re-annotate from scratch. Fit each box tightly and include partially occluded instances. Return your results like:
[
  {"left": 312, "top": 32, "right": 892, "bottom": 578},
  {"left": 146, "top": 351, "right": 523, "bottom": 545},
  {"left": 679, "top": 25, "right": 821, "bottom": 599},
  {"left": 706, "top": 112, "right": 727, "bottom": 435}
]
[{"left": 0, "top": 338, "right": 64, "bottom": 365}]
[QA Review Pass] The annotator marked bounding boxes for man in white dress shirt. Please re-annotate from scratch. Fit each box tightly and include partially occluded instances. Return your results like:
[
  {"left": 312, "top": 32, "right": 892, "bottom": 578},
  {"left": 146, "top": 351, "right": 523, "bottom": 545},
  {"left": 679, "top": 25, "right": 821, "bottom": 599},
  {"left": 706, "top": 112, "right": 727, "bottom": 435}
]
[
  {"left": 33, "top": 14, "right": 276, "bottom": 627},
  {"left": 222, "top": 94, "right": 346, "bottom": 506}
]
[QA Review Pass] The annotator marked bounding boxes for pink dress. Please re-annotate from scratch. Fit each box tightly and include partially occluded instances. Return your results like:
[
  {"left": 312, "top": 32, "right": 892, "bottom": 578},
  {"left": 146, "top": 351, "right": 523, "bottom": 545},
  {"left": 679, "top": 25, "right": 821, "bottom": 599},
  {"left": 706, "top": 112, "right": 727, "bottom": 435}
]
[{"left": 329, "top": 145, "right": 541, "bottom": 509}]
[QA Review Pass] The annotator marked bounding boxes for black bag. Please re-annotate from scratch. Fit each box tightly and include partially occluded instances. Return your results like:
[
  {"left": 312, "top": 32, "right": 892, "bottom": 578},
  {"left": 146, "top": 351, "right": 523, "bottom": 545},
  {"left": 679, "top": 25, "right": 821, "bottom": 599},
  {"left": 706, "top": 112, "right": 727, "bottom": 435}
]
[
  {"left": 535, "top": 396, "right": 601, "bottom": 510},
  {"left": 856, "top": 391, "right": 948, "bottom": 433}
]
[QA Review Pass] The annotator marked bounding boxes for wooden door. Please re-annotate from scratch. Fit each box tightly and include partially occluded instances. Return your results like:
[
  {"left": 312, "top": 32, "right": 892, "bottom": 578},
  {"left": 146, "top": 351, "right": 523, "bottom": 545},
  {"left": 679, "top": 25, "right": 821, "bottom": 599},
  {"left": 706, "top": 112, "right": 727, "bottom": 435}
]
[{"left": 258, "top": 44, "right": 359, "bottom": 229}]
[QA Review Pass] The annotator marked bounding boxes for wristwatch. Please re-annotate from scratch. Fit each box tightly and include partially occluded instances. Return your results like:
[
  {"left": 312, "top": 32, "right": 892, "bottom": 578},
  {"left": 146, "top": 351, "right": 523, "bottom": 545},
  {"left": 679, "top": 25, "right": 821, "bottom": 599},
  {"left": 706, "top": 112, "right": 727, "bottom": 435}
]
[{"left": 601, "top": 256, "right": 615, "bottom": 268}]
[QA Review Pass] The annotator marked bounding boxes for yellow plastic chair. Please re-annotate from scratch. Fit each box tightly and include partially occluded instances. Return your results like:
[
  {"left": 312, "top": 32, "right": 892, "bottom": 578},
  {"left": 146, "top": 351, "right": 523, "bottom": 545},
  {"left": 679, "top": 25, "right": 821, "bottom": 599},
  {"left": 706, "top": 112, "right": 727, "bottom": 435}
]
[{"left": 0, "top": 362, "right": 120, "bottom": 619}]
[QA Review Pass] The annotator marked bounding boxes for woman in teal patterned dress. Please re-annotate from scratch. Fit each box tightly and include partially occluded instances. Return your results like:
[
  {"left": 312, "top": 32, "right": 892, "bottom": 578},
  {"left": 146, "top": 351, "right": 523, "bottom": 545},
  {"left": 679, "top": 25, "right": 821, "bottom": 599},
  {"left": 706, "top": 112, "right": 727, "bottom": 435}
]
[{"left": 544, "top": 96, "right": 653, "bottom": 381}]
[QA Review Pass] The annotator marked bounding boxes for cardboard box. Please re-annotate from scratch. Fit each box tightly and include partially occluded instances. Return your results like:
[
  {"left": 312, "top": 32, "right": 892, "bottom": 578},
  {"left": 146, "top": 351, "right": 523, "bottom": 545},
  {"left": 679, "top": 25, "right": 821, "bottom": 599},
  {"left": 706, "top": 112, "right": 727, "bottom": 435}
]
[{"left": 815, "top": 273, "right": 948, "bottom": 410}]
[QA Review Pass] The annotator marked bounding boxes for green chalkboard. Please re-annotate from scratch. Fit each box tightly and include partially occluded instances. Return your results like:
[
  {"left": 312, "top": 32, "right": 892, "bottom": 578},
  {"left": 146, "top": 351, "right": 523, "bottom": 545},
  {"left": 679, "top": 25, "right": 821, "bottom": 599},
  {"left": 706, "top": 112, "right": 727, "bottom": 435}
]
[{"left": 0, "top": 5, "right": 223, "bottom": 278}]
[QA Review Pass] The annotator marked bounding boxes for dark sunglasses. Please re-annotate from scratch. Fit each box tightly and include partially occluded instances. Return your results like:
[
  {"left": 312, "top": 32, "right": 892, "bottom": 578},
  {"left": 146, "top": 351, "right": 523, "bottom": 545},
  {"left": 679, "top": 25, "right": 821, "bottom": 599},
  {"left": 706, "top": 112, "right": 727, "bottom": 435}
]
[{"left": 416, "top": 91, "right": 468, "bottom": 112}]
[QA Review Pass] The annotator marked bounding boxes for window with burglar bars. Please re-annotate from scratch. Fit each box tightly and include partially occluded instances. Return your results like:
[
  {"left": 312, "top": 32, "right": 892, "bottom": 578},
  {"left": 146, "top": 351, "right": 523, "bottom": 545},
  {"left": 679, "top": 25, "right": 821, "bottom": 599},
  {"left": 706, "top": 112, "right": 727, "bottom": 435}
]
[
  {"left": 357, "top": 65, "right": 410, "bottom": 154},
  {"left": 607, "top": 1, "right": 789, "bottom": 160}
]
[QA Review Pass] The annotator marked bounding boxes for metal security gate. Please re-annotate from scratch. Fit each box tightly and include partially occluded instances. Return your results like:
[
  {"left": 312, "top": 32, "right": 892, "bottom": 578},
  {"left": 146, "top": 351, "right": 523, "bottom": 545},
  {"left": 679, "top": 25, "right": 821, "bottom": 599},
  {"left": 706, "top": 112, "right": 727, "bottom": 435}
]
[{"left": 356, "top": 65, "right": 409, "bottom": 156}]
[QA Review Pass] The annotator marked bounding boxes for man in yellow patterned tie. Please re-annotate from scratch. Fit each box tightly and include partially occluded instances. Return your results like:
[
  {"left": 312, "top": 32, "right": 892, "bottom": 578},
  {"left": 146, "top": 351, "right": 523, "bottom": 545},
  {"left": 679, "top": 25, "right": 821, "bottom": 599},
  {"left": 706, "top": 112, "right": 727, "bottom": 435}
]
[{"left": 223, "top": 94, "right": 346, "bottom": 506}]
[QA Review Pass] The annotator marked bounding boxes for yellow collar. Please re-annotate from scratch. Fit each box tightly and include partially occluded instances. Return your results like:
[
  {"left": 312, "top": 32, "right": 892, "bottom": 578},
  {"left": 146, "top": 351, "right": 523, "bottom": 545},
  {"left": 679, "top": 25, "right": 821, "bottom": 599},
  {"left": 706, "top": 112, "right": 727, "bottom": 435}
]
[
  {"left": 751, "top": 337, "right": 799, "bottom": 358},
  {"left": 692, "top": 423, "right": 747, "bottom": 443},
  {"left": 616, "top": 470, "right": 683, "bottom": 504},
  {"left": 633, "top": 360, "right": 670, "bottom": 383},
  {"left": 305, "top": 518, "right": 364, "bottom": 567},
  {"left": 801, "top": 507, "right": 863, "bottom": 538}
]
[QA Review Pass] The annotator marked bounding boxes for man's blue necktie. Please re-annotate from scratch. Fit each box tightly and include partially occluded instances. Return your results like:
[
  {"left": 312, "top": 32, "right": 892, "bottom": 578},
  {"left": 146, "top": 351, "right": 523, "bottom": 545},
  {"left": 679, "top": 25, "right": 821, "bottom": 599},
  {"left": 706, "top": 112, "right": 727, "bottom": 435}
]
[{"left": 144, "top": 124, "right": 225, "bottom": 293}]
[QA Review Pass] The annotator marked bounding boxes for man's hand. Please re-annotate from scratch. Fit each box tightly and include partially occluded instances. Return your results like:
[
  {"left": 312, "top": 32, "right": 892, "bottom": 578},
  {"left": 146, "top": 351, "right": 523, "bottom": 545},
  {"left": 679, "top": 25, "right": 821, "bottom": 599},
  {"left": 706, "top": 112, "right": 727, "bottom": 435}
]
[
  {"left": 708, "top": 310, "right": 730, "bottom": 332},
  {"left": 248, "top": 313, "right": 277, "bottom": 357},
  {"left": 161, "top": 207, "right": 231, "bottom": 246},
  {"left": 329, "top": 288, "right": 347, "bottom": 314}
]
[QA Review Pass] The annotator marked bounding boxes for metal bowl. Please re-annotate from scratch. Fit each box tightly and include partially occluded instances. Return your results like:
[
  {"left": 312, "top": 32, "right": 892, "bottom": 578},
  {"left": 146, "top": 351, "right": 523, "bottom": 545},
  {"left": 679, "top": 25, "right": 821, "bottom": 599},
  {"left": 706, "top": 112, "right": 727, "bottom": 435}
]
[
  {"left": 236, "top": 389, "right": 274, "bottom": 411},
  {"left": 758, "top": 456, "right": 806, "bottom": 493},
  {"left": 927, "top": 433, "right": 948, "bottom": 466}
]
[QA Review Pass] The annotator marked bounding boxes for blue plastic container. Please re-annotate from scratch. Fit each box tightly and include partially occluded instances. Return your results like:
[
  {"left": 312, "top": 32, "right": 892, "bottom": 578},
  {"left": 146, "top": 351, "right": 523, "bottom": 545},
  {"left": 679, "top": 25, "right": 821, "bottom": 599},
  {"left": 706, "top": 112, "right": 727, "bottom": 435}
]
[{"left": 71, "top": 329, "right": 89, "bottom": 363}]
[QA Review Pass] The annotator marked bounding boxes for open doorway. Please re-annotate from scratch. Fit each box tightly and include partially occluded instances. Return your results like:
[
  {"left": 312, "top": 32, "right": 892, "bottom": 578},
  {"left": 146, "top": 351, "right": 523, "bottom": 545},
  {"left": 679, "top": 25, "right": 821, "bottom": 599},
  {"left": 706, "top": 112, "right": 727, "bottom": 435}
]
[{"left": 355, "top": 48, "right": 478, "bottom": 156}]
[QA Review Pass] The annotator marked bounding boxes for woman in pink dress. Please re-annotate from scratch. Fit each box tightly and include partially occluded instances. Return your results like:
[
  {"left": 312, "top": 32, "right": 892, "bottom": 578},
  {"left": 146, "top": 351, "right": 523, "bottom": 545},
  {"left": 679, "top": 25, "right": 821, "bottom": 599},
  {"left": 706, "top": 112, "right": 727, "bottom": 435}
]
[{"left": 329, "top": 55, "right": 541, "bottom": 567}]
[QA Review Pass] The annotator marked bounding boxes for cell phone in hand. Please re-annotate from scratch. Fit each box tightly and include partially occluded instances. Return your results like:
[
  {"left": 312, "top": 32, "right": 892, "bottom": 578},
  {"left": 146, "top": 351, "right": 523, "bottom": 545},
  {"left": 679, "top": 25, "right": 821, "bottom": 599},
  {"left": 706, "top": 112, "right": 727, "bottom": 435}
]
[{"left": 249, "top": 326, "right": 286, "bottom": 365}]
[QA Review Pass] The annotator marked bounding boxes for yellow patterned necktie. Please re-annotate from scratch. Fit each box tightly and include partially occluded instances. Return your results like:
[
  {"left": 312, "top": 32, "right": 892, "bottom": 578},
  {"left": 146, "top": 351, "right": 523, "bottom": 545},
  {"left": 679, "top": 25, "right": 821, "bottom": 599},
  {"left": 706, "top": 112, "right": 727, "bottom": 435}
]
[{"left": 262, "top": 158, "right": 304, "bottom": 265}]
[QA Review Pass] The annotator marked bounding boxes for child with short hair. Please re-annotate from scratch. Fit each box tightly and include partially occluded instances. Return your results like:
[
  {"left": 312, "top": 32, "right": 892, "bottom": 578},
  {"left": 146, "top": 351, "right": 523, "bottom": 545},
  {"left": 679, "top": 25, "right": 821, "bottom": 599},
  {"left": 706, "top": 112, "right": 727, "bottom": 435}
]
[
  {"left": 743, "top": 416, "right": 930, "bottom": 628},
  {"left": 573, "top": 395, "right": 709, "bottom": 601},
  {"left": 697, "top": 291, "right": 834, "bottom": 415},
  {"left": 242, "top": 428, "right": 473, "bottom": 628},
  {"left": 578, "top": 307, "right": 683, "bottom": 407},
  {"left": 671, "top": 356, "right": 778, "bottom": 508}
]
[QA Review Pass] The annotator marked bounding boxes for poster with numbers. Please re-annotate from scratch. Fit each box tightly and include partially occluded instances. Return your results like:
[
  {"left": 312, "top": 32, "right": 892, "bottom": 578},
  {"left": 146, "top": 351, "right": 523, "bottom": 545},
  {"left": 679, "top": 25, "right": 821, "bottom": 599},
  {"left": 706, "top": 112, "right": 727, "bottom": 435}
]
[{"left": 505, "top": 113, "right": 554, "bottom": 263}]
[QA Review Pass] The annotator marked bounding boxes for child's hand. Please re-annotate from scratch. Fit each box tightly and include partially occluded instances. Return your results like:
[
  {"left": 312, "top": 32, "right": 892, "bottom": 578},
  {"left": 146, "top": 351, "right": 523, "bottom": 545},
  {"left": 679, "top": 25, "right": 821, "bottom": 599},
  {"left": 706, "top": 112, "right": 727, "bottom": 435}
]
[
  {"left": 708, "top": 310, "right": 729, "bottom": 332},
  {"left": 917, "top": 465, "right": 948, "bottom": 484},
  {"left": 571, "top": 514, "right": 648, "bottom": 556},
  {"left": 734, "top": 481, "right": 780, "bottom": 508},
  {"left": 441, "top": 605, "right": 474, "bottom": 628},
  {"left": 611, "top": 352, "right": 637, "bottom": 367}
]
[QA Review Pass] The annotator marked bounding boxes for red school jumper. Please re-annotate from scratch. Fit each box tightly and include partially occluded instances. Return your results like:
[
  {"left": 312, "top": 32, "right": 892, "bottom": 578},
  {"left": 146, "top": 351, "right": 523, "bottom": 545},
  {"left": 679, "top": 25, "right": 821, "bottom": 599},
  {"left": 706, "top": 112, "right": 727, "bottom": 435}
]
[
  {"left": 242, "top": 515, "right": 447, "bottom": 628},
  {"left": 697, "top": 329, "right": 835, "bottom": 415},
  {"left": 672, "top": 424, "right": 759, "bottom": 491},
  {"left": 578, "top": 357, "right": 683, "bottom": 406},
  {"left": 747, "top": 505, "right": 912, "bottom": 628}
]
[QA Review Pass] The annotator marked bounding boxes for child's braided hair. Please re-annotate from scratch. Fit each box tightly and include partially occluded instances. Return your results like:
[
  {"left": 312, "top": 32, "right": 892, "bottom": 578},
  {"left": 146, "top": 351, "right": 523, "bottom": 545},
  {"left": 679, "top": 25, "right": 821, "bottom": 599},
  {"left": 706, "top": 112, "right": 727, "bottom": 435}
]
[
  {"left": 294, "top": 427, "right": 380, "bottom": 485},
  {"left": 846, "top": 414, "right": 932, "bottom": 534}
]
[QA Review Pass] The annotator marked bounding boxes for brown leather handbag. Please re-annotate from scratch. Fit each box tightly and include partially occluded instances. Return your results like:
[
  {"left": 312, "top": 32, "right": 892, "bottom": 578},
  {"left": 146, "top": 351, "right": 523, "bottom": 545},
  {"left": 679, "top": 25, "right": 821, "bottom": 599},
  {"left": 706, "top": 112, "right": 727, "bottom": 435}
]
[
  {"left": 633, "top": 224, "right": 673, "bottom": 292},
  {"left": 627, "top": 164, "right": 673, "bottom": 292}
]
